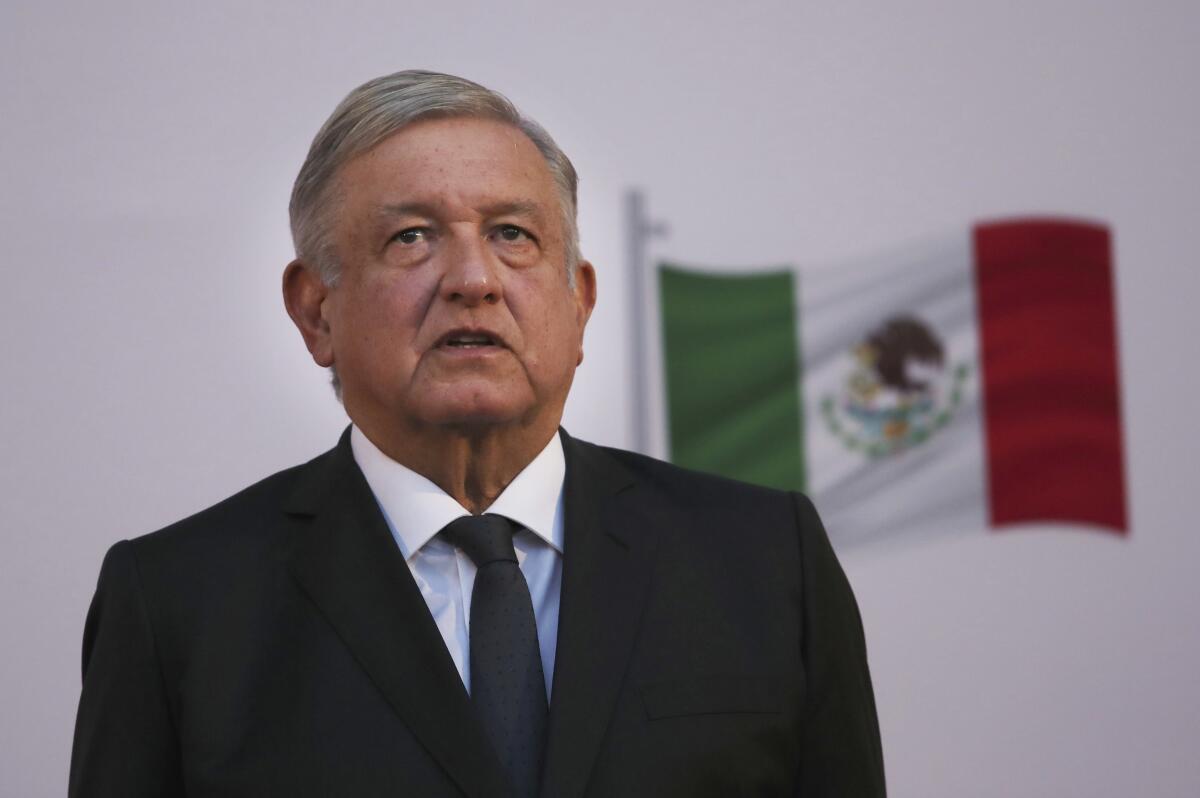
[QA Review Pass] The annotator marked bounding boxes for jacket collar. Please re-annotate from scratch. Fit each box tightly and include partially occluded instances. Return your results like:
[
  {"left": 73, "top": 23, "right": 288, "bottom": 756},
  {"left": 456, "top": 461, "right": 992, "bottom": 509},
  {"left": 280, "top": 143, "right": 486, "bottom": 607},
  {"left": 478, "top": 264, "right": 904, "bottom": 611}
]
[
  {"left": 540, "top": 429, "right": 659, "bottom": 798},
  {"left": 284, "top": 429, "right": 513, "bottom": 798},
  {"left": 282, "top": 427, "right": 660, "bottom": 798}
]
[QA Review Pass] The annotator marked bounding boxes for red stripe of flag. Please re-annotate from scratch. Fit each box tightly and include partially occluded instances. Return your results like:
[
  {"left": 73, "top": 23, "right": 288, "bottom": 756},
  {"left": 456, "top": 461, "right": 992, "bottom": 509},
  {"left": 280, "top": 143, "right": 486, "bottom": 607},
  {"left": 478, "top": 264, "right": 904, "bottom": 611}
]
[{"left": 973, "top": 219, "right": 1128, "bottom": 534}]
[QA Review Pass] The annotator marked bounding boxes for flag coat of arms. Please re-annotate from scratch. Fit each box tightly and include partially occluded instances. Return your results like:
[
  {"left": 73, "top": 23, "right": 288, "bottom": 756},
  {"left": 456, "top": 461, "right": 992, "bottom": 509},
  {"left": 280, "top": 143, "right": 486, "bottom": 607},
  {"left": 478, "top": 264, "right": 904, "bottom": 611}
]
[{"left": 658, "top": 219, "right": 1127, "bottom": 547}]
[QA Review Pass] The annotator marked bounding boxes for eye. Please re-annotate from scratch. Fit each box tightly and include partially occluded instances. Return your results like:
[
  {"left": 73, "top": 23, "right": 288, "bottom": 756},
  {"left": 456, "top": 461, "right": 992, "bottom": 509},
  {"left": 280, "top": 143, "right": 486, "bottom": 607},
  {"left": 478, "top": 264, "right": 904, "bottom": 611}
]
[
  {"left": 391, "top": 227, "right": 429, "bottom": 245},
  {"left": 494, "top": 224, "right": 534, "bottom": 243}
]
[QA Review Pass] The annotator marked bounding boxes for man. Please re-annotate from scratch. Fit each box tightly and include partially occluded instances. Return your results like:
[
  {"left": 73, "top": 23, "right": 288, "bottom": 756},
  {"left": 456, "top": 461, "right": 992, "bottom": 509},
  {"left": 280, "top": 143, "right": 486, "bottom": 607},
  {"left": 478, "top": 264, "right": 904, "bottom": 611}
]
[{"left": 70, "top": 70, "right": 885, "bottom": 797}]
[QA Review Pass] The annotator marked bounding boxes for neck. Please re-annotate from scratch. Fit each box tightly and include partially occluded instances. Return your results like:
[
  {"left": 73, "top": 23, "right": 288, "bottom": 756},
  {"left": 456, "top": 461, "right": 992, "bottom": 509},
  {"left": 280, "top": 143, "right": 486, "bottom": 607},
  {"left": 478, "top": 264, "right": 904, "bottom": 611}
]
[{"left": 354, "top": 416, "right": 560, "bottom": 515}]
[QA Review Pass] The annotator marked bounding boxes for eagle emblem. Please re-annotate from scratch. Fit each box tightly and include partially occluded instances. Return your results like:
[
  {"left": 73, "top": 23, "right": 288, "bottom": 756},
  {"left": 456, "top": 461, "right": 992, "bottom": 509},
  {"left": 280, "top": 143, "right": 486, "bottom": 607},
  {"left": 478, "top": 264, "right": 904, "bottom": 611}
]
[{"left": 820, "top": 315, "right": 969, "bottom": 458}]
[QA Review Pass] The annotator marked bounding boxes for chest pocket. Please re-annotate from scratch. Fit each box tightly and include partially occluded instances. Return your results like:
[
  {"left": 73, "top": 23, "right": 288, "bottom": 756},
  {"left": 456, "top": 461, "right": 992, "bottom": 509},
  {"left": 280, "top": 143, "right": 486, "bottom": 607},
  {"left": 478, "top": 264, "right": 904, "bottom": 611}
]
[{"left": 639, "top": 676, "right": 784, "bottom": 720}]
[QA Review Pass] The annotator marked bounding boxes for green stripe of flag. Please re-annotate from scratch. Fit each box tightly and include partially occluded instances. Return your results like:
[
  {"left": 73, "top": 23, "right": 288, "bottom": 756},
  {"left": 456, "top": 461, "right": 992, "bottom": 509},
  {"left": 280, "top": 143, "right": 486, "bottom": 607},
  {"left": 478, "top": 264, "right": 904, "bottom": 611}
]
[{"left": 659, "top": 263, "right": 806, "bottom": 492}]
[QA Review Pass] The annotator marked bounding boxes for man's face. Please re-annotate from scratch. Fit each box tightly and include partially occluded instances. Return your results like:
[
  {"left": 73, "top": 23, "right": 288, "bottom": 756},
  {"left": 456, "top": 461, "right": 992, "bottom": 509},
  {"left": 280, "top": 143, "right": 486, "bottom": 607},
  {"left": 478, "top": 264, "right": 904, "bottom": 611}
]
[{"left": 308, "top": 116, "right": 595, "bottom": 439}]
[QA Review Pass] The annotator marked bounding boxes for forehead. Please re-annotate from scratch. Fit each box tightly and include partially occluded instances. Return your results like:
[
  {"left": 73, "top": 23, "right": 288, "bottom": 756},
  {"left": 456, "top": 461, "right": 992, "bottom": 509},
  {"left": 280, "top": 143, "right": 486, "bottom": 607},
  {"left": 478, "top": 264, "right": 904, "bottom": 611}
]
[{"left": 336, "top": 116, "right": 559, "bottom": 218}]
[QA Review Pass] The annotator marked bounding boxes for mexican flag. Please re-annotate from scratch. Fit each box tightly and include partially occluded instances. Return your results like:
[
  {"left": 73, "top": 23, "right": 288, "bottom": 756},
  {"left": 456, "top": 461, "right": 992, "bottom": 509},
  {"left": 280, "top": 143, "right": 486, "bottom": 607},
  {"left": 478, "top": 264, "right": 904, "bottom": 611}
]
[{"left": 658, "top": 219, "right": 1127, "bottom": 547}]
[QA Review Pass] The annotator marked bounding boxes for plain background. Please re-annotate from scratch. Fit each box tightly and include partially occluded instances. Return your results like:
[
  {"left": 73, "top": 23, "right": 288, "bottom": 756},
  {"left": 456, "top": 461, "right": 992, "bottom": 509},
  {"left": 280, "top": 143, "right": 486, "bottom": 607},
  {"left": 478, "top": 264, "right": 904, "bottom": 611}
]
[{"left": 3, "top": 1, "right": 1197, "bottom": 795}]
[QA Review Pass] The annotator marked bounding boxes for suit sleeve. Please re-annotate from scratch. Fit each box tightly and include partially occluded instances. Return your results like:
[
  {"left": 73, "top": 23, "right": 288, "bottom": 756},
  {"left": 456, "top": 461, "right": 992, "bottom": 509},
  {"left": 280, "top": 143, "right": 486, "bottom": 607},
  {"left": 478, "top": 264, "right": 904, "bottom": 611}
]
[
  {"left": 792, "top": 493, "right": 886, "bottom": 797},
  {"left": 69, "top": 540, "right": 184, "bottom": 797}
]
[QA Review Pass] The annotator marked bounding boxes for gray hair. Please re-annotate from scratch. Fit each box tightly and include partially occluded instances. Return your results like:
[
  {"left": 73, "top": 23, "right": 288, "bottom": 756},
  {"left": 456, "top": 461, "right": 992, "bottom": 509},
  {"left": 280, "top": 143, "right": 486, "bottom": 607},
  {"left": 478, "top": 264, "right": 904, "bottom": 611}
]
[{"left": 289, "top": 70, "right": 581, "bottom": 285}]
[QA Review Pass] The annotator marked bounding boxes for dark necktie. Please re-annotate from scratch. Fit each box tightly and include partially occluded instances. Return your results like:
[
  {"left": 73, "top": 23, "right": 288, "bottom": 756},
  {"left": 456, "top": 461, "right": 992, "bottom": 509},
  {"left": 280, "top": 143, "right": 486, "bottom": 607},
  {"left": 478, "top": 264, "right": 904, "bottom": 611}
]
[{"left": 441, "top": 514, "right": 548, "bottom": 798}]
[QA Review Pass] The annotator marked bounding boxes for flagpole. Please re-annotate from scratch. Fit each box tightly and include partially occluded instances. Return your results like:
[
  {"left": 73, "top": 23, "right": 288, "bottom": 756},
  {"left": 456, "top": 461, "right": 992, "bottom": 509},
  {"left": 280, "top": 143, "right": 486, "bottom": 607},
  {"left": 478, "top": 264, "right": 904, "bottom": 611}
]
[{"left": 624, "top": 189, "right": 668, "bottom": 455}]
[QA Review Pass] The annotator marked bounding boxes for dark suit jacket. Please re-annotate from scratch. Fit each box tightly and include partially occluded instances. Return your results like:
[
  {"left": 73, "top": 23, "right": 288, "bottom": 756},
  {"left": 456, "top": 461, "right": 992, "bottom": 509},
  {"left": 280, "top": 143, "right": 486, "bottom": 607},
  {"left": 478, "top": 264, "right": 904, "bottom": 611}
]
[{"left": 70, "top": 429, "right": 885, "bottom": 797}]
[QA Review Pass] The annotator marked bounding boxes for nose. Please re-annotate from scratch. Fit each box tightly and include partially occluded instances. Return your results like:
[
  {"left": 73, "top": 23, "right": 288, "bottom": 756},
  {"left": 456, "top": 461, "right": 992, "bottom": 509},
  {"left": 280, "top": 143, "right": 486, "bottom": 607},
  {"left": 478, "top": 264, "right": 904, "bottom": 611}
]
[{"left": 439, "top": 229, "right": 502, "bottom": 306}]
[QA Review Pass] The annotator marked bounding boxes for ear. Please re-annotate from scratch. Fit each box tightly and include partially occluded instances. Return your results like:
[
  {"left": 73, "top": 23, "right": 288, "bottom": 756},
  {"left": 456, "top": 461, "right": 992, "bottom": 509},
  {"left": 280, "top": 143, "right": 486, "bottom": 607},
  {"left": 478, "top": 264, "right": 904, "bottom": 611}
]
[
  {"left": 572, "top": 260, "right": 597, "bottom": 365},
  {"left": 282, "top": 260, "right": 335, "bottom": 367}
]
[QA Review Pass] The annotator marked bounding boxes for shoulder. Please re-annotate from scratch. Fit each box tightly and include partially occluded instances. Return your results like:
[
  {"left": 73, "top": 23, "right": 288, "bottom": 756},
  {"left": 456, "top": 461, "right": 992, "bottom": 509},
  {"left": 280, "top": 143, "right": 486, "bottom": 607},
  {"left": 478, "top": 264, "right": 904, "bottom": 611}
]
[
  {"left": 120, "top": 441, "right": 341, "bottom": 579},
  {"left": 562, "top": 434, "right": 819, "bottom": 566},
  {"left": 566, "top": 433, "right": 812, "bottom": 520},
  {"left": 86, "top": 441, "right": 348, "bottom": 644}
]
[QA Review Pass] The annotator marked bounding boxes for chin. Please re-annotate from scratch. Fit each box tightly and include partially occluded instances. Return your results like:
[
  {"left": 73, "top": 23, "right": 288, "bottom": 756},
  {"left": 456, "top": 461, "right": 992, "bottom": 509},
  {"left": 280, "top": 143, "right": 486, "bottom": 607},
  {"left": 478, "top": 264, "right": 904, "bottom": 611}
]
[{"left": 417, "top": 391, "right": 533, "bottom": 430}]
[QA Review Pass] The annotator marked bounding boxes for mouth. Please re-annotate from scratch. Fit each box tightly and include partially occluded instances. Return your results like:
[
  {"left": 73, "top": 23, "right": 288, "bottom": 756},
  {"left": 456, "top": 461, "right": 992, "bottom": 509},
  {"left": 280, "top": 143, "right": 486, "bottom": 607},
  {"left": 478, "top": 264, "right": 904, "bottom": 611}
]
[{"left": 435, "top": 328, "right": 507, "bottom": 351}]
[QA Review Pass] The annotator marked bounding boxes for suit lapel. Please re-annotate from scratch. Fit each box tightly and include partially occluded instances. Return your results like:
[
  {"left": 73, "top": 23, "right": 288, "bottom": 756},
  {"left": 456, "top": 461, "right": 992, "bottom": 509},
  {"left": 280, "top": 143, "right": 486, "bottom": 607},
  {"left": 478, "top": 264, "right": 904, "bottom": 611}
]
[
  {"left": 284, "top": 432, "right": 513, "bottom": 798},
  {"left": 540, "top": 431, "right": 660, "bottom": 798}
]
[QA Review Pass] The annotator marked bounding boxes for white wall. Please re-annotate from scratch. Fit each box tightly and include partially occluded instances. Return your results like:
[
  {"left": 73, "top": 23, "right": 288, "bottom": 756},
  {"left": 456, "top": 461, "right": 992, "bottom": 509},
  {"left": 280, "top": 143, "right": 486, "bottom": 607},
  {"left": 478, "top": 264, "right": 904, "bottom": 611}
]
[{"left": 2, "top": 1, "right": 1197, "bottom": 795}]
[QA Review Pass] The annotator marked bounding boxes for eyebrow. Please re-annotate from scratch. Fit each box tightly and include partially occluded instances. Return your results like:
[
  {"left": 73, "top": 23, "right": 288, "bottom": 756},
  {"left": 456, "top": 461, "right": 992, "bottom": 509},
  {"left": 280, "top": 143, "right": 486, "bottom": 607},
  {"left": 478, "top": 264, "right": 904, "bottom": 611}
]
[
  {"left": 480, "top": 200, "right": 543, "bottom": 220},
  {"left": 372, "top": 202, "right": 436, "bottom": 219},
  {"left": 372, "top": 200, "right": 545, "bottom": 221}
]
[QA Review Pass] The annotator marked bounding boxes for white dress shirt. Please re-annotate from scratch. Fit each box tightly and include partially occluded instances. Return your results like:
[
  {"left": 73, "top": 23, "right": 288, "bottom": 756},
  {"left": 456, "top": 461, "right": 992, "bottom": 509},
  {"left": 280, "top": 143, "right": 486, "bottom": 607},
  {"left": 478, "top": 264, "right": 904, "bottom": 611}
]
[{"left": 350, "top": 425, "right": 565, "bottom": 699}]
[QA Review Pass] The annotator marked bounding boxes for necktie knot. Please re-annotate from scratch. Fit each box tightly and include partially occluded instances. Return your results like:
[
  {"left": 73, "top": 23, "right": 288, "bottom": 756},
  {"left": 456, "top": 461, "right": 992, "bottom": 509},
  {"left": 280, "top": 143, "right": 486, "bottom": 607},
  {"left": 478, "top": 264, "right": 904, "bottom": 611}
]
[{"left": 441, "top": 514, "right": 518, "bottom": 567}]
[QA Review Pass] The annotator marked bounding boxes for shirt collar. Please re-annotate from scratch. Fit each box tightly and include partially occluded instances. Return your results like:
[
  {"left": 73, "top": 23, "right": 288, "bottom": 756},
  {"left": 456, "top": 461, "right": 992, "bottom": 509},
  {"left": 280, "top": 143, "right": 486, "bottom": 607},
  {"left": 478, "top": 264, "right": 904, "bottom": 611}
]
[{"left": 350, "top": 425, "right": 566, "bottom": 561}]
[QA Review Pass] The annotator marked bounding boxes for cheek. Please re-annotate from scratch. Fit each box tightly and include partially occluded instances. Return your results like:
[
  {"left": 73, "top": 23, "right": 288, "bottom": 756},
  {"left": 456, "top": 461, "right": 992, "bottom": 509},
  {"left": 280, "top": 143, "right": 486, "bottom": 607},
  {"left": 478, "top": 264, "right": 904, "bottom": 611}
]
[
  {"left": 333, "top": 281, "right": 427, "bottom": 362},
  {"left": 522, "top": 297, "right": 584, "bottom": 373}
]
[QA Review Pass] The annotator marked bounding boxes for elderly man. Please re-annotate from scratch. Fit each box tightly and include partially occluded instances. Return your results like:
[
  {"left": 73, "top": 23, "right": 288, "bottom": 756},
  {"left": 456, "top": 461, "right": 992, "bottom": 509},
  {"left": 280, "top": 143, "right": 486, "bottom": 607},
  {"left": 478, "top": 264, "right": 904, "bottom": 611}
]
[{"left": 70, "top": 71, "right": 885, "bottom": 797}]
